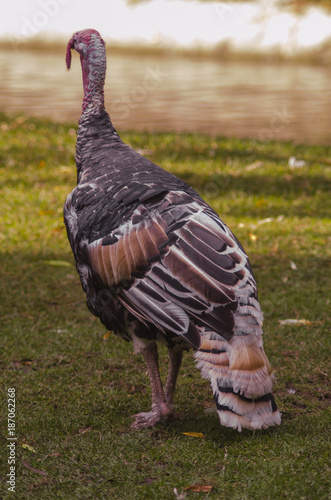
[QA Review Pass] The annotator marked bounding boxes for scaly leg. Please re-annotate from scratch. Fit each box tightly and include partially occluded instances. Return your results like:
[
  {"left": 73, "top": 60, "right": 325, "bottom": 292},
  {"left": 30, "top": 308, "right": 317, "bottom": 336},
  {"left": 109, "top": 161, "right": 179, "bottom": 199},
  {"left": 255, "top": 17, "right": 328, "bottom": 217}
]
[
  {"left": 165, "top": 347, "right": 183, "bottom": 411},
  {"left": 131, "top": 342, "right": 174, "bottom": 429}
]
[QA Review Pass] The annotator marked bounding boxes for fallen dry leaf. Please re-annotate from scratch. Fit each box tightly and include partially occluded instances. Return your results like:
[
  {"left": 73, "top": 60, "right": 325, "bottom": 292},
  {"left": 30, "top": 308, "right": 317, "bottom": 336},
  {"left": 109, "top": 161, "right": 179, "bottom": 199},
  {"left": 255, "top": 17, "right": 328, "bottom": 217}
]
[
  {"left": 279, "top": 319, "right": 311, "bottom": 326},
  {"left": 39, "top": 209, "right": 55, "bottom": 216},
  {"left": 103, "top": 331, "right": 111, "bottom": 340},
  {"left": 257, "top": 217, "right": 273, "bottom": 225},
  {"left": 246, "top": 161, "right": 264, "bottom": 171},
  {"left": 22, "top": 443, "right": 37, "bottom": 453},
  {"left": 184, "top": 485, "right": 213, "bottom": 492},
  {"left": 79, "top": 427, "right": 92, "bottom": 435},
  {"left": 15, "top": 359, "right": 33, "bottom": 366},
  {"left": 290, "top": 260, "right": 298, "bottom": 270},
  {"left": 182, "top": 432, "right": 204, "bottom": 438},
  {"left": 248, "top": 233, "right": 257, "bottom": 242},
  {"left": 282, "top": 350, "right": 299, "bottom": 358},
  {"left": 44, "top": 259, "right": 73, "bottom": 268},
  {"left": 51, "top": 226, "right": 64, "bottom": 234}
]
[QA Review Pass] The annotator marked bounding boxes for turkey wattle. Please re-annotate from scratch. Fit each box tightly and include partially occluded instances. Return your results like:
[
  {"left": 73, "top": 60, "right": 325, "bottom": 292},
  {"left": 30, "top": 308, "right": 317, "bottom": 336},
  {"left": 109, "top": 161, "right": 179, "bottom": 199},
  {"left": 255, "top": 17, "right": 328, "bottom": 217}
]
[{"left": 64, "top": 29, "right": 281, "bottom": 431}]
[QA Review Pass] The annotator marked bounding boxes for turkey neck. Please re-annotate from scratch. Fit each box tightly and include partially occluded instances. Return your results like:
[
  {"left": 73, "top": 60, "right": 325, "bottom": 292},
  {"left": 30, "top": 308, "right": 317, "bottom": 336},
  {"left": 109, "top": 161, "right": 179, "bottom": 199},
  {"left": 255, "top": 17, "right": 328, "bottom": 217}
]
[
  {"left": 80, "top": 39, "right": 106, "bottom": 116},
  {"left": 77, "top": 42, "right": 121, "bottom": 183}
]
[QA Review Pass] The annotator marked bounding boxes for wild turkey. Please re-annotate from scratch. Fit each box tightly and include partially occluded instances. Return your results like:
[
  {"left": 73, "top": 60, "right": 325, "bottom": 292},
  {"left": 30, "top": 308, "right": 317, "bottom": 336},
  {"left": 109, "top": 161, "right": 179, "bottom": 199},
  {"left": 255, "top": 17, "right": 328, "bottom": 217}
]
[{"left": 64, "top": 29, "right": 281, "bottom": 431}]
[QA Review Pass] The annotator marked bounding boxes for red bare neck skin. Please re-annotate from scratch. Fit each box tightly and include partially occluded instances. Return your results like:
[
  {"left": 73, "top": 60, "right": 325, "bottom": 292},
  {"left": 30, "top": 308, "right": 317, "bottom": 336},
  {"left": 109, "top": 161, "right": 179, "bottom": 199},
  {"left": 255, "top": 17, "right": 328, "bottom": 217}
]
[{"left": 66, "top": 30, "right": 106, "bottom": 115}]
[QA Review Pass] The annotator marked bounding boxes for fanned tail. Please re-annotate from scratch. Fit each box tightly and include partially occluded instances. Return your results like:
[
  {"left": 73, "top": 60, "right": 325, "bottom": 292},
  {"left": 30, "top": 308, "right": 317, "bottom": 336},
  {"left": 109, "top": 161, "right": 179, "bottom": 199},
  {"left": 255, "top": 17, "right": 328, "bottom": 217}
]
[{"left": 194, "top": 330, "right": 281, "bottom": 431}]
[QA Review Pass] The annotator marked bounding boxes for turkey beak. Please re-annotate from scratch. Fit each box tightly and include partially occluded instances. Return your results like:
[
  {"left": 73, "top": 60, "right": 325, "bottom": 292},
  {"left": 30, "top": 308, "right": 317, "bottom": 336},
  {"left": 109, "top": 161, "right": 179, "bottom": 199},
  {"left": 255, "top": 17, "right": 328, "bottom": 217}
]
[{"left": 66, "top": 36, "right": 75, "bottom": 70}]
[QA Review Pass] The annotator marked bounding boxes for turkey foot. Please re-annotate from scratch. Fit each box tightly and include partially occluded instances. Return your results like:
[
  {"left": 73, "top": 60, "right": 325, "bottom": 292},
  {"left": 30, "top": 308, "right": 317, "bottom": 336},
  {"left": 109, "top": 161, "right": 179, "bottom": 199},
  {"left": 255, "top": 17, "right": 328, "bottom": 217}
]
[
  {"left": 131, "top": 402, "right": 175, "bottom": 429},
  {"left": 131, "top": 343, "right": 181, "bottom": 429}
]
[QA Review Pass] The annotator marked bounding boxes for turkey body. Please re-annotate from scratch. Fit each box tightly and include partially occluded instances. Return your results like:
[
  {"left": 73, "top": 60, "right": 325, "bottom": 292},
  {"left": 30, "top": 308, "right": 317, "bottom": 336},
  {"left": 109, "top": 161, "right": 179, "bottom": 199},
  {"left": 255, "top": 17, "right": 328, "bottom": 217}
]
[{"left": 64, "top": 29, "right": 281, "bottom": 431}]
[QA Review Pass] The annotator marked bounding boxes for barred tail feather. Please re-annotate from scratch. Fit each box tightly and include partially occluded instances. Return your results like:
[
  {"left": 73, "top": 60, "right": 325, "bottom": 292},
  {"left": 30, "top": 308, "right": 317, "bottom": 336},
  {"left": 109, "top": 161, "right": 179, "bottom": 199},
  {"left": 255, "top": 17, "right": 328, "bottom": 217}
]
[{"left": 194, "top": 331, "right": 281, "bottom": 431}]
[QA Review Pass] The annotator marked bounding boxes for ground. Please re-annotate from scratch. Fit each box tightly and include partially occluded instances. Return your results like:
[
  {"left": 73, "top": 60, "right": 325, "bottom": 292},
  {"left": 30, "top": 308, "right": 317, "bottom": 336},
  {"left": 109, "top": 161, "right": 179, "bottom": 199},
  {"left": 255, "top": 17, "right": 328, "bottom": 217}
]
[{"left": 0, "top": 112, "right": 330, "bottom": 499}]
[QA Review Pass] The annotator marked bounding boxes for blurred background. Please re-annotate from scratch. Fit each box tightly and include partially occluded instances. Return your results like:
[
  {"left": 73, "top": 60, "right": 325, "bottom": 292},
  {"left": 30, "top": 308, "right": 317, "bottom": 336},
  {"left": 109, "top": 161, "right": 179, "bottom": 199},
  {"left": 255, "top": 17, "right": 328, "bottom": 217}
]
[{"left": 1, "top": 0, "right": 331, "bottom": 143}]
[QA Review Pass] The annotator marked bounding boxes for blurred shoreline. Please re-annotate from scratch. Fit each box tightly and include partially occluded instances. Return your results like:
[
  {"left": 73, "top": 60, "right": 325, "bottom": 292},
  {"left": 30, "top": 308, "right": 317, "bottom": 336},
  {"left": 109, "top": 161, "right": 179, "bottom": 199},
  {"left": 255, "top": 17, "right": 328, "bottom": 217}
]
[{"left": 1, "top": 36, "right": 331, "bottom": 66}]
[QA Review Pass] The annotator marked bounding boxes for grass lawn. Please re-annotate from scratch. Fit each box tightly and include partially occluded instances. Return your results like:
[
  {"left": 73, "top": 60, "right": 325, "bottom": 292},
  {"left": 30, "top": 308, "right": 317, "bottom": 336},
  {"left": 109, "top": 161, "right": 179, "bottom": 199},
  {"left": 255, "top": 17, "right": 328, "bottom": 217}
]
[{"left": 0, "top": 111, "right": 330, "bottom": 499}]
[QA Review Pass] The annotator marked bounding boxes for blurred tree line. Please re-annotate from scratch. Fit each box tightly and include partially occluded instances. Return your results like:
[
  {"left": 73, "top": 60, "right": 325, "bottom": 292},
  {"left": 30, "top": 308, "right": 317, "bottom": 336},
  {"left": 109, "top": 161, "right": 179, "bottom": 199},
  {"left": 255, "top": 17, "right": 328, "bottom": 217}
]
[{"left": 126, "top": 0, "right": 331, "bottom": 14}]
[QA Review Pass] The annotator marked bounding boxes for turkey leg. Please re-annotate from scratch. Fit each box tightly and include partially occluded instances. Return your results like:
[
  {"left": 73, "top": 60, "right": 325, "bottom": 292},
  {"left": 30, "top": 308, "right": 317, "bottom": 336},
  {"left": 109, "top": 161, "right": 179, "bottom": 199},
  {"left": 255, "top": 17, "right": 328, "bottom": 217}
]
[
  {"left": 131, "top": 342, "right": 175, "bottom": 429},
  {"left": 165, "top": 347, "right": 183, "bottom": 411}
]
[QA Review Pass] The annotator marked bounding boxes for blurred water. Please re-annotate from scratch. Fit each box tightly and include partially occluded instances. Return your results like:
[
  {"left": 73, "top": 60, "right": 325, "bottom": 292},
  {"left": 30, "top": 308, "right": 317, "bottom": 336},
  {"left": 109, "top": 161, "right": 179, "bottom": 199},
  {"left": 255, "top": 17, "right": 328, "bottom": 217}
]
[{"left": 0, "top": 49, "right": 330, "bottom": 144}]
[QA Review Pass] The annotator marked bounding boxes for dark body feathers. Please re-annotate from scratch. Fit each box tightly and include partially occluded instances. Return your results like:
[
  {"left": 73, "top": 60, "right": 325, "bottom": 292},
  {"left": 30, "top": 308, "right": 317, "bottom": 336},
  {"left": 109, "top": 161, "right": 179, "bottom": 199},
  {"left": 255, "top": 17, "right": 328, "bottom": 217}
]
[
  {"left": 64, "top": 29, "right": 281, "bottom": 431},
  {"left": 65, "top": 117, "right": 249, "bottom": 348}
]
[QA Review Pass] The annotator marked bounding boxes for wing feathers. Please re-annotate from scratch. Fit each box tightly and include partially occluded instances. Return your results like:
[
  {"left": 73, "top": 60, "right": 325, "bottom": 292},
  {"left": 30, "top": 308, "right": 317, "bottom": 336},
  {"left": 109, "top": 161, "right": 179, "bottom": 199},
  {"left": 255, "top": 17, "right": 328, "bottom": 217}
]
[
  {"left": 85, "top": 194, "right": 259, "bottom": 345},
  {"left": 113, "top": 235, "right": 130, "bottom": 283},
  {"left": 147, "top": 219, "right": 169, "bottom": 250},
  {"left": 101, "top": 243, "right": 115, "bottom": 285},
  {"left": 122, "top": 231, "right": 135, "bottom": 279},
  {"left": 88, "top": 239, "right": 108, "bottom": 284},
  {"left": 128, "top": 226, "right": 148, "bottom": 272},
  {"left": 87, "top": 217, "right": 170, "bottom": 286},
  {"left": 136, "top": 224, "right": 159, "bottom": 261}
]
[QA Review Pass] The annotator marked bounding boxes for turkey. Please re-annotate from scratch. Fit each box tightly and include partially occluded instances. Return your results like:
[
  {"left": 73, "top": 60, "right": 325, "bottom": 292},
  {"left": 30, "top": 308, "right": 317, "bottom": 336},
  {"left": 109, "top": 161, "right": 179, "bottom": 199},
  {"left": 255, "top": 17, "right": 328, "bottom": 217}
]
[{"left": 64, "top": 29, "right": 281, "bottom": 431}]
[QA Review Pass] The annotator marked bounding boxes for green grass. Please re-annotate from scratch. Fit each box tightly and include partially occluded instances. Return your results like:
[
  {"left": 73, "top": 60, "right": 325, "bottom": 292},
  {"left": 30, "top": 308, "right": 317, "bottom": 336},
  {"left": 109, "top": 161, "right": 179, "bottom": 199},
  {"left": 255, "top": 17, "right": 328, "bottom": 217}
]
[{"left": 0, "top": 111, "right": 330, "bottom": 499}]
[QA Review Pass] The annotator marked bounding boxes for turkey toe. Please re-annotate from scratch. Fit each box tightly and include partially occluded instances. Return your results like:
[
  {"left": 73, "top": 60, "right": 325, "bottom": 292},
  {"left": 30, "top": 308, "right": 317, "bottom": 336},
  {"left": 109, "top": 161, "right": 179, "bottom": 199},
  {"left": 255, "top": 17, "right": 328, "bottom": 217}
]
[{"left": 131, "top": 404, "right": 175, "bottom": 429}]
